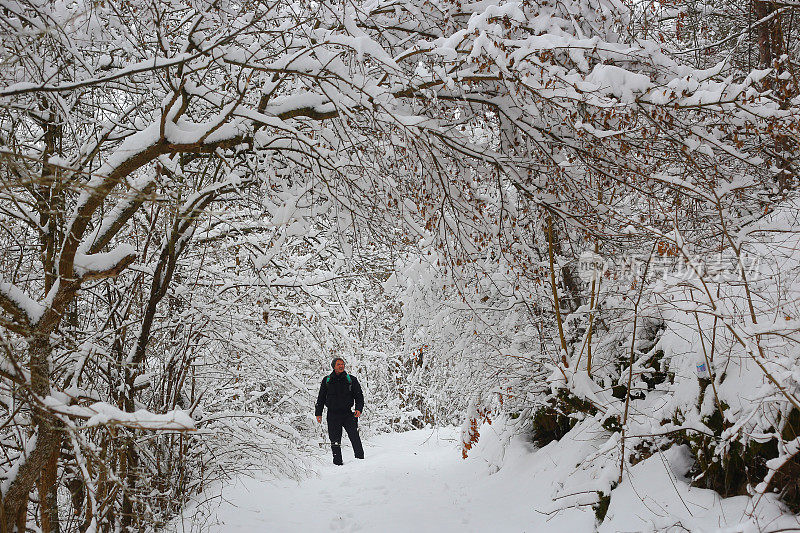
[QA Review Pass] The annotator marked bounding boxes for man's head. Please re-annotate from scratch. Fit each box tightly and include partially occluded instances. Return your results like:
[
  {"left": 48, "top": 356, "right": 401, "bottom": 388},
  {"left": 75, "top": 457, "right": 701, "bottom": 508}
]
[{"left": 331, "top": 358, "right": 345, "bottom": 374}]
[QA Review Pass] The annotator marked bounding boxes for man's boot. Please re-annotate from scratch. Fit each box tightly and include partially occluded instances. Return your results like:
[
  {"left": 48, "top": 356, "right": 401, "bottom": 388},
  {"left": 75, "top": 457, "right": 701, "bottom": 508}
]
[{"left": 331, "top": 443, "right": 343, "bottom": 465}]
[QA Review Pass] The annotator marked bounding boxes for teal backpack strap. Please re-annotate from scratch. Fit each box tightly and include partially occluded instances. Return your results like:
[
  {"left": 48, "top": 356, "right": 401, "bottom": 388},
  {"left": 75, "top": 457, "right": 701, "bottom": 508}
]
[{"left": 325, "top": 373, "right": 352, "bottom": 390}]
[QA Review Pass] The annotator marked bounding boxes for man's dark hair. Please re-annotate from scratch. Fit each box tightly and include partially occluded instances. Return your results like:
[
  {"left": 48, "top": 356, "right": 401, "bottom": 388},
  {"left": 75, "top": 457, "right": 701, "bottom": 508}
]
[{"left": 331, "top": 357, "right": 345, "bottom": 370}]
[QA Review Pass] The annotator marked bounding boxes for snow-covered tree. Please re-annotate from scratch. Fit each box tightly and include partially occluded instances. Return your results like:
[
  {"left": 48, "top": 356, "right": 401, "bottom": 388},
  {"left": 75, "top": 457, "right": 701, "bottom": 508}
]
[{"left": 2, "top": 0, "right": 800, "bottom": 529}]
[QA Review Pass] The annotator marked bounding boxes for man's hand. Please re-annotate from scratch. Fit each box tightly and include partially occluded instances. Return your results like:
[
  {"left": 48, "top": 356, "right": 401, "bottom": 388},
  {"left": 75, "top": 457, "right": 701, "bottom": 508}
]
[
  {"left": 316, "top": 416, "right": 322, "bottom": 423},
  {"left": 354, "top": 410, "right": 361, "bottom": 418}
]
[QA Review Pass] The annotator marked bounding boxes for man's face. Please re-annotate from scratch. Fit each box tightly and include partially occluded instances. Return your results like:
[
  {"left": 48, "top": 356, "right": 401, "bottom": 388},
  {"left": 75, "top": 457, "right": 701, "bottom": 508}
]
[{"left": 334, "top": 359, "right": 345, "bottom": 374}]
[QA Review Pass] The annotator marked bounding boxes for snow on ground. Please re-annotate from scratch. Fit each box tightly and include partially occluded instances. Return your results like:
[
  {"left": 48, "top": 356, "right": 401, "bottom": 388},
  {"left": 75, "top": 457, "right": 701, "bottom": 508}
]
[
  {"left": 171, "top": 425, "right": 800, "bottom": 532},
  {"left": 600, "top": 444, "right": 798, "bottom": 532}
]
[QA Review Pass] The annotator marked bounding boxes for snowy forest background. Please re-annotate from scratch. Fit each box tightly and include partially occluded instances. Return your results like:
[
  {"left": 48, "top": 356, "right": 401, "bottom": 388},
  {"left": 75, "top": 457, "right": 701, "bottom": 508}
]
[{"left": 1, "top": 0, "right": 800, "bottom": 530}]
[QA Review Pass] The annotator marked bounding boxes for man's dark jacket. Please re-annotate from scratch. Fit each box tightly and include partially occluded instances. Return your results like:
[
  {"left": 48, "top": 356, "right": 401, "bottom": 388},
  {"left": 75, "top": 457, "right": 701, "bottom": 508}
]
[{"left": 315, "top": 372, "right": 364, "bottom": 416}]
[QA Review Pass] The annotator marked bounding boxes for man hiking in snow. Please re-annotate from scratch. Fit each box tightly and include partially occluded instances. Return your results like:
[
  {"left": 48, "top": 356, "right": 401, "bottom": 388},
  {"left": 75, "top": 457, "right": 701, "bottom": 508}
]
[{"left": 315, "top": 357, "right": 365, "bottom": 465}]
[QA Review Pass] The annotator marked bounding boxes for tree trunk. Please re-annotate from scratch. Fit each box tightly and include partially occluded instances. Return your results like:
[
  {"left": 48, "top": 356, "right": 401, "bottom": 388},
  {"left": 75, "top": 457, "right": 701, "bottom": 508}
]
[
  {"left": 754, "top": 1, "right": 775, "bottom": 69},
  {"left": 753, "top": 2, "right": 794, "bottom": 190},
  {"left": 1, "top": 336, "right": 60, "bottom": 533},
  {"left": 37, "top": 440, "right": 61, "bottom": 533}
]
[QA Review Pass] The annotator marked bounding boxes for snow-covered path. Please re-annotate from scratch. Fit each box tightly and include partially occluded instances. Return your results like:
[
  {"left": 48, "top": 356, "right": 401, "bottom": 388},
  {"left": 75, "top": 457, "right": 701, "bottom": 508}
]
[
  {"left": 174, "top": 426, "right": 800, "bottom": 533},
  {"left": 174, "top": 427, "right": 592, "bottom": 532}
]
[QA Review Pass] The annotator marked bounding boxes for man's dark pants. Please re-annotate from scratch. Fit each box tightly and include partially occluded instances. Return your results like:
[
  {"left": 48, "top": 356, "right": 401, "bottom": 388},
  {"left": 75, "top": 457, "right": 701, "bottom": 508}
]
[{"left": 327, "top": 410, "right": 364, "bottom": 464}]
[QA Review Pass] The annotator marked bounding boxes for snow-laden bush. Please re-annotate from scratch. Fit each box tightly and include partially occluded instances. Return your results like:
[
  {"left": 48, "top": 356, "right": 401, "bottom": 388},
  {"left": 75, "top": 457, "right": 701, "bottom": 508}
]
[{"left": 426, "top": 197, "right": 800, "bottom": 522}]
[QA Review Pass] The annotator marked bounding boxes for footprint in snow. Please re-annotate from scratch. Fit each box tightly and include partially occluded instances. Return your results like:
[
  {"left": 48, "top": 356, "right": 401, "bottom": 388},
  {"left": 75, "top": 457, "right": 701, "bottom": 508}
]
[{"left": 329, "top": 512, "right": 360, "bottom": 532}]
